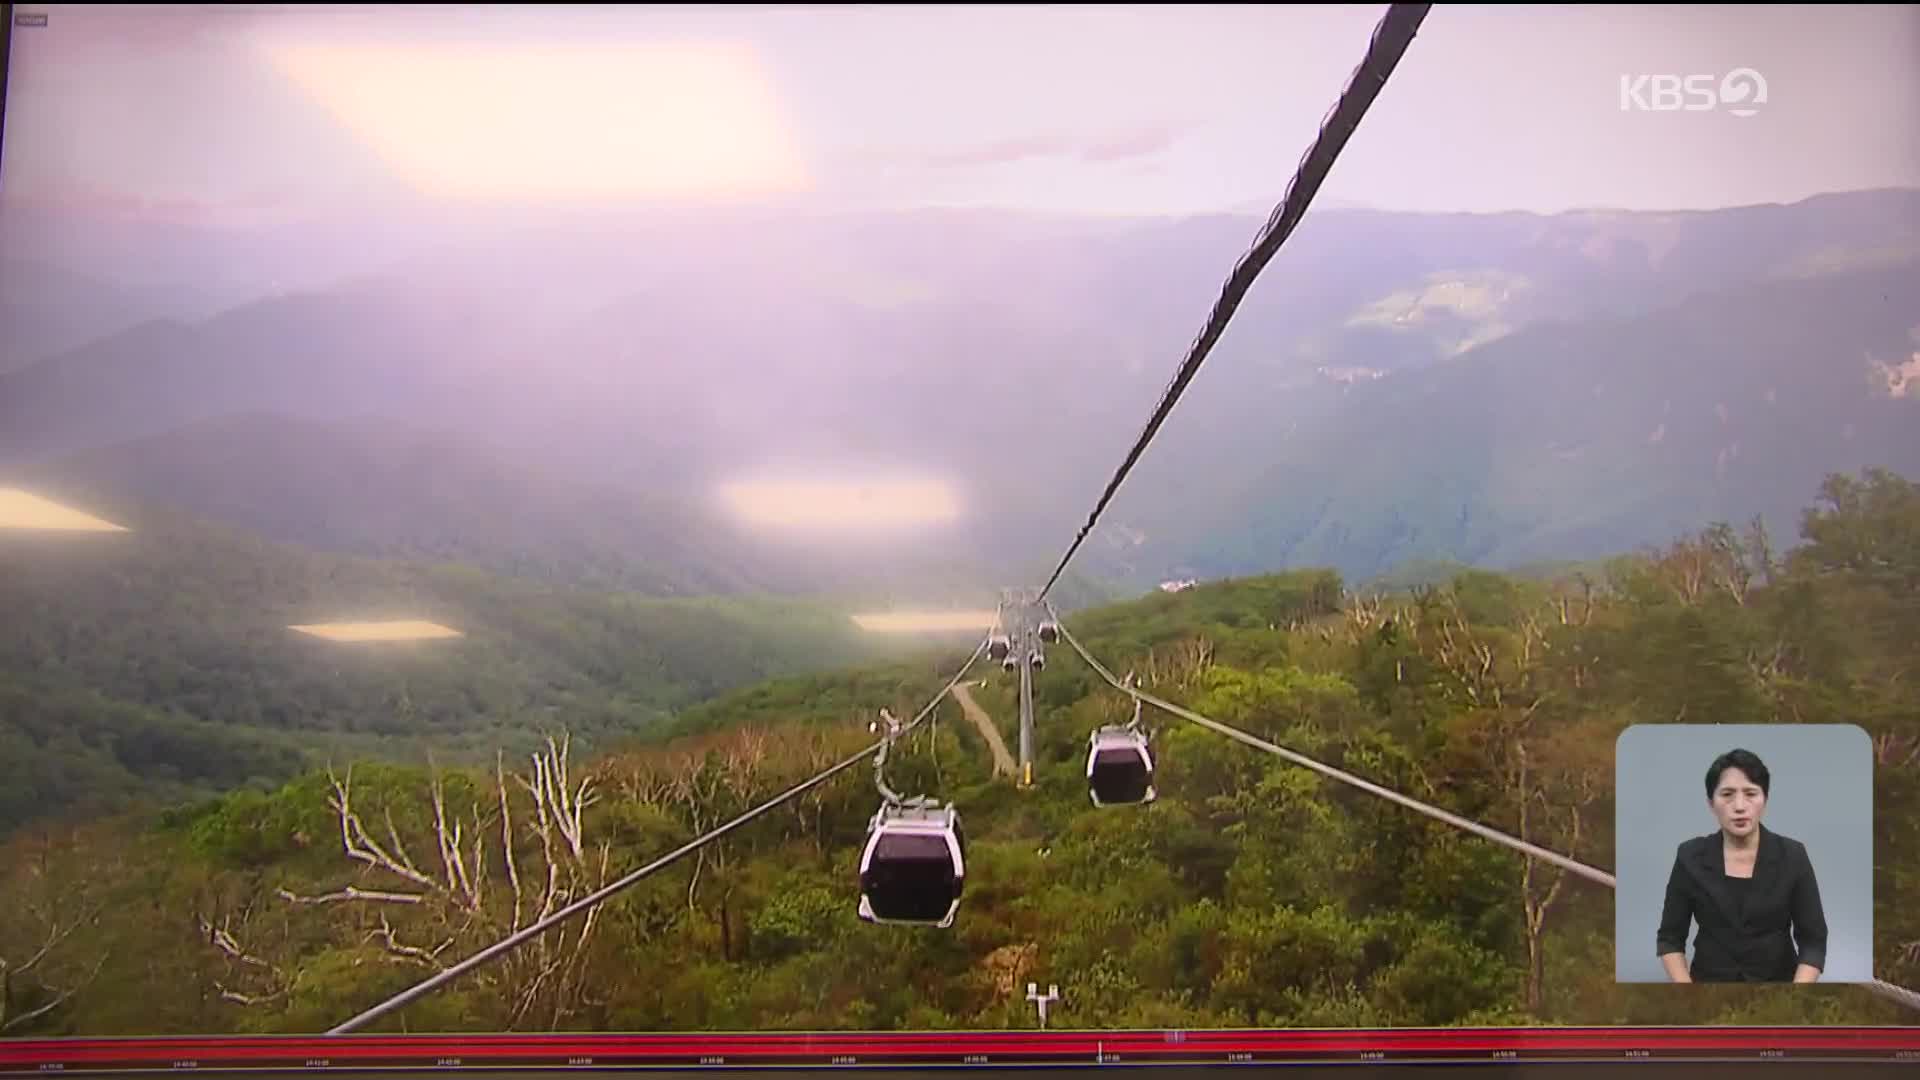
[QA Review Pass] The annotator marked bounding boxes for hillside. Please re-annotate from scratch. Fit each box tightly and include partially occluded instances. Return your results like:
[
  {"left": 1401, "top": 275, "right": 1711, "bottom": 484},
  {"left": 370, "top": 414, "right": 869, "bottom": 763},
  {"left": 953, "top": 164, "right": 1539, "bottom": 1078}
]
[
  {"left": 3, "top": 193, "right": 1917, "bottom": 601},
  {"left": 1113, "top": 258, "right": 1920, "bottom": 583},
  {"left": 2, "top": 467, "right": 1913, "bottom": 1035},
  {"left": 16, "top": 412, "right": 1134, "bottom": 609},
  {"left": 0, "top": 492, "right": 928, "bottom": 833},
  {"left": 28, "top": 412, "right": 781, "bottom": 598},
  {"left": 0, "top": 257, "right": 219, "bottom": 374}
]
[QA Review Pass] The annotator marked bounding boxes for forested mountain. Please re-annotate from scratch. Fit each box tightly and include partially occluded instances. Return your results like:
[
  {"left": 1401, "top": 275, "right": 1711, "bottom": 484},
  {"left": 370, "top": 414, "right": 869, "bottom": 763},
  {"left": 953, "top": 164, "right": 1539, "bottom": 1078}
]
[
  {"left": 2, "top": 192, "right": 1915, "bottom": 600},
  {"left": 28, "top": 413, "right": 783, "bottom": 597},
  {"left": 16, "top": 413, "right": 1135, "bottom": 606},
  {"left": 0, "top": 257, "right": 219, "bottom": 375},
  {"left": 2, "top": 467, "right": 1913, "bottom": 1035},
  {"left": 1118, "top": 259, "right": 1920, "bottom": 582},
  {"left": 0, "top": 493, "right": 933, "bottom": 834}
]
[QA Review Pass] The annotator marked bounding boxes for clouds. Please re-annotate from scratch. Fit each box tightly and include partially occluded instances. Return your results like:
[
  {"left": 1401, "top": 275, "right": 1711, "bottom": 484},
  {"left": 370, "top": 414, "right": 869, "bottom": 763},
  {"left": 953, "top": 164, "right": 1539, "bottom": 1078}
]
[
  {"left": 7, "top": 5, "right": 1915, "bottom": 219},
  {"left": 862, "top": 127, "right": 1184, "bottom": 171}
]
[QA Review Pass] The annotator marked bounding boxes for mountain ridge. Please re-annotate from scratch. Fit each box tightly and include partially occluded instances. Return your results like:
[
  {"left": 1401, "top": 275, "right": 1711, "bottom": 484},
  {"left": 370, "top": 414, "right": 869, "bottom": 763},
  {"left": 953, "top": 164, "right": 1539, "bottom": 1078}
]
[{"left": 3, "top": 189, "right": 1915, "bottom": 596}]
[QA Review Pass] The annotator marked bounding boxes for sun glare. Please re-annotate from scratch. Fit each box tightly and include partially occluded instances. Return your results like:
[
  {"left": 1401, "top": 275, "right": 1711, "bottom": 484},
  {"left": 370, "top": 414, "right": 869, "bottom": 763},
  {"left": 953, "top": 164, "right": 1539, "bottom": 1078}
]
[
  {"left": 0, "top": 489, "right": 129, "bottom": 532},
  {"left": 719, "top": 478, "right": 962, "bottom": 530},
  {"left": 288, "top": 620, "right": 465, "bottom": 642},
  {"left": 258, "top": 39, "right": 810, "bottom": 201},
  {"left": 851, "top": 610, "right": 1001, "bottom": 633}
]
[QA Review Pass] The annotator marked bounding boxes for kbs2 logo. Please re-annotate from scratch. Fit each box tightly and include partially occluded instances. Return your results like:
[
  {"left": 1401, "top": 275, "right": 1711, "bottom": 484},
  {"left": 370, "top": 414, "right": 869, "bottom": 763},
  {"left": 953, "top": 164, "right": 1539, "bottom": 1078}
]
[{"left": 1619, "top": 68, "right": 1768, "bottom": 117}]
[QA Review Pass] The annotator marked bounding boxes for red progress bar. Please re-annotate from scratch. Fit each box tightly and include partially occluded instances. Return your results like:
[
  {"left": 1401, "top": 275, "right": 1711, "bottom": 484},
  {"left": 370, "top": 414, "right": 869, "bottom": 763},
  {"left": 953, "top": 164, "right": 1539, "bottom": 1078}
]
[{"left": 4, "top": 1026, "right": 1920, "bottom": 1071}]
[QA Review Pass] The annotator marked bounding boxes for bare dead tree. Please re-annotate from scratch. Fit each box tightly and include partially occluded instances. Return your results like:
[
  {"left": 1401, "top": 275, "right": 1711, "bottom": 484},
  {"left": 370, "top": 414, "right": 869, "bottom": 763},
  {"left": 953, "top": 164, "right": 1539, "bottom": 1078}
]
[
  {"left": 498, "top": 751, "right": 525, "bottom": 933},
  {"left": 1515, "top": 734, "right": 1598, "bottom": 1015},
  {"left": 1874, "top": 730, "right": 1920, "bottom": 769},
  {"left": 1743, "top": 515, "right": 1777, "bottom": 588},
  {"left": 1174, "top": 636, "right": 1215, "bottom": 686},
  {"left": 1343, "top": 590, "right": 1387, "bottom": 635},
  {"left": 2, "top": 906, "right": 103, "bottom": 1032},
  {"left": 295, "top": 766, "right": 439, "bottom": 899},
  {"left": 194, "top": 894, "right": 294, "bottom": 1010},
  {"left": 262, "top": 735, "right": 610, "bottom": 1030},
  {"left": 365, "top": 912, "right": 456, "bottom": 971},
  {"left": 784, "top": 728, "right": 852, "bottom": 862},
  {"left": 1554, "top": 576, "right": 1598, "bottom": 628},
  {"left": 276, "top": 886, "right": 423, "bottom": 906},
  {"left": 427, "top": 756, "right": 481, "bottom": 912},
  {"left": 1414, "top": 587, "right": 1603, "bottom": 1016},
  {"left": 671, "top": 752, "right": 724, "bottom": 917},
  {"left": 520, "top": 734, "right": 598, "bottom": 865},
  {"left": 495, "top": 737, "right": 612, "bottom": 1031},
  {"left": 0, "top": 830, "right": 111, "bottom": 1033},
  {"left": 1665, "top": 540, "right": 1711, "bottom": 607},
  {"left": 615, "top": 755, "right": 677, "bottom": 816}
]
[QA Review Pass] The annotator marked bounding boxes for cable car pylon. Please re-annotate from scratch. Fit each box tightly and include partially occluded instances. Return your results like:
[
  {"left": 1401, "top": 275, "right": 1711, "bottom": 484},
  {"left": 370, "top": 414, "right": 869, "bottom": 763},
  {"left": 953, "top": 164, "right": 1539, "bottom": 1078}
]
[{"left": 996, "top": 587, "right": 1045, "bottom": 788}]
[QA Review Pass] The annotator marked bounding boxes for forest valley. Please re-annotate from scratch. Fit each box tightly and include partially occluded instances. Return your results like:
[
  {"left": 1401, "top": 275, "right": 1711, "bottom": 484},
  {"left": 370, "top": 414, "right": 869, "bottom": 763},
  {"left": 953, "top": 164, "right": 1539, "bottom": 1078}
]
[{"left": 1, "top": 467, "right": 1916, "bottom": 1035}]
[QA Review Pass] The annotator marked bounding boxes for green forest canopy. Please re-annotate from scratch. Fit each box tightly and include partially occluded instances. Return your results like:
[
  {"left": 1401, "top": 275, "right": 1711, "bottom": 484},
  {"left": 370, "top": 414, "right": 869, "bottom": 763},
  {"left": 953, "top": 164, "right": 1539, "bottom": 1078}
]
[
  {"left": 0, "top": 499, "right": 937, "bottom": 834},
  {"left": 0, "top": 467, "right": 1915, "bottom": 1035}
]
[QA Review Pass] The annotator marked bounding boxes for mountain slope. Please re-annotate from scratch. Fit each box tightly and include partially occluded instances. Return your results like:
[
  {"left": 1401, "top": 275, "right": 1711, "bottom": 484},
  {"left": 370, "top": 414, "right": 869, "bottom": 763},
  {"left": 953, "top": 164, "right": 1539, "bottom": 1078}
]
[
  {"left": 0, "top": 257, "right": 219, "bottom": 374},
  {"left": 0, "top": 494, "right": 925, "bottom": 832},
  {"left": 17, "top": 411, "right": 1133, "bottom": 608},
  {"left": 1112, "top": 258, "right": 1920, "bottom": 583},
  {"left": 2, "top": 191, "right": 1914, "bottom": 597},
  {"left": 6, "top": 191, "right": 1914, "bottom": 470},
  {"left": 29, "top": 412, "right": 775, "bottom": 597},
  {"left": 5, "top": 467, "right": 1916, "bottom": 1034}
]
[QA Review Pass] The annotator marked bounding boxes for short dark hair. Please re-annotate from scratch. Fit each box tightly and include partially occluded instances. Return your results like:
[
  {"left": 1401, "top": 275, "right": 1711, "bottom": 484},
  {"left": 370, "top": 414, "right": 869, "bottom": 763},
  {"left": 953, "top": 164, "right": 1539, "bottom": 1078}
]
[{"left": 1705, "top": 748, "right": 1771, "bottom": 799}]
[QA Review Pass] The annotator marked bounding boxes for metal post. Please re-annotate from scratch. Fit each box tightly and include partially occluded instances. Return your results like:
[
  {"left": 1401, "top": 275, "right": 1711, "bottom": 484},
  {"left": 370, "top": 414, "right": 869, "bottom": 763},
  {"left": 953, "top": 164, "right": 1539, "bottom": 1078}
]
[
  {"left": 1018, "top": 625, "right": 1035, "bottom": 789},
  {"left": 1026, "top": 982, "right": 1059, "bottom": 1029},
  {"left": 1001, "top": 588, "right": 1037, "bottom": 789}
]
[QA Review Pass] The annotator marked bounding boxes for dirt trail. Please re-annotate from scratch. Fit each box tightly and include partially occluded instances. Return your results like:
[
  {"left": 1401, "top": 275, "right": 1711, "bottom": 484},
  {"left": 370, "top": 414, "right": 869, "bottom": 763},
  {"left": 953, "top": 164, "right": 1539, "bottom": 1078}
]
[{"left": 950, "top": 682, "right": 1017, "bottom": 778}]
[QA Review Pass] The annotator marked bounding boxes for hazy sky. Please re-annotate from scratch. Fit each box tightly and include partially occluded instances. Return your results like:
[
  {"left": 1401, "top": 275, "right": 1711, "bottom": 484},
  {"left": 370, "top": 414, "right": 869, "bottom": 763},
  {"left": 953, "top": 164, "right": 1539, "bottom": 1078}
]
[{"left": 4, "top": 3, "right": 1918, "bottom": 222}]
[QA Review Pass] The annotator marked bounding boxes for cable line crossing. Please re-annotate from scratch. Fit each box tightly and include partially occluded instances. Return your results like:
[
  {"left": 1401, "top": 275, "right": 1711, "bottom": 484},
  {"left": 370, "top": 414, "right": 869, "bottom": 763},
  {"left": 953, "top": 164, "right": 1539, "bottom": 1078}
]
[
  {"left": 326, "top": 636, "right": 992, "bottom": 1034},
  {"left": 1049, "top": 608, "right": 1614, "bottom": 886},
  {"left": 1038, "top": 3, "right": 1433, "bottom": 603},
  {"left": 318, "top": 0, "right": 1917, "bottom": 1028},
  {"left": 1044, "top": 606, "right": 1920, "bottom": 1014}
]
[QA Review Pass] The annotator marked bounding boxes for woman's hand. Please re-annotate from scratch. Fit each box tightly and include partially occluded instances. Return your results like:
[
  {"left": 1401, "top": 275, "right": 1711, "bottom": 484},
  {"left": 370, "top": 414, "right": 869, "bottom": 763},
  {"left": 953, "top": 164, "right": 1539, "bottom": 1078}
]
[{"left": 1793, "top": 964, "right": 1821, "bottom": 984}]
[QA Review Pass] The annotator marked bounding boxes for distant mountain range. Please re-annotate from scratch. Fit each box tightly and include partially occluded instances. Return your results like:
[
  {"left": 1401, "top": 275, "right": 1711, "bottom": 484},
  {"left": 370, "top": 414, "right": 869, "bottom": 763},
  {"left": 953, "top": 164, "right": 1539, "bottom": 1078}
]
[
  {"left": 0, "top": 490, "right": 944, "bottom": 830},
  {"left": 2, "top": 189, "right": 1915, "bottom": 594},
  {"left": 0, "top": 257, "right": 220, "bottom": 374},
  {"left": 1138, "top": 259, "right": 1920, "bottom": 580}
]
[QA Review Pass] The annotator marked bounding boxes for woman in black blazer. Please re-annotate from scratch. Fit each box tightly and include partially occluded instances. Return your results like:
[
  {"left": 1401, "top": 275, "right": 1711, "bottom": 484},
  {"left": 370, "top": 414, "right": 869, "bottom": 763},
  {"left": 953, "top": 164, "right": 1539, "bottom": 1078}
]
[{"left": 1656, "top": 748, "right": 1828, "bottom": 983}]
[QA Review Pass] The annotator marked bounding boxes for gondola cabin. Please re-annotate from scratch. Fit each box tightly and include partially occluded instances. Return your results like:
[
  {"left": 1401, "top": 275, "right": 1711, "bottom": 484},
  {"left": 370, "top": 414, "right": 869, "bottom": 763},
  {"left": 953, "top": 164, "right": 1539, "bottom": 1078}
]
[
  {"left": 987, "top": 633, "right": 1011, "bottom": 662},
  {"left": 1029, "top": 650, "right": 1046, "bottom": 670},
  {"left": 1086, "top": 726, "right": 1156, "bottom": 807},
  {"left": 1036, "top": 620, "right": 1060, "bottom": 644},
  {"left": 857, "top": 801, "right": 966, "bottom": 928}
]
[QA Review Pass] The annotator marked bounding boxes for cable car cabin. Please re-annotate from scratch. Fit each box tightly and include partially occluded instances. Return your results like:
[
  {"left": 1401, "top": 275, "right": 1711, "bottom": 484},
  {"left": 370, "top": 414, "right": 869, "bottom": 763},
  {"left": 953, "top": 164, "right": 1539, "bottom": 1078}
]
[
  {"left": 857, "top": 802, "right": 966, "bottom": 928},
  {"left": 1002, "top": 652, "right": 1020, "bottom": 672},
  {"left": 1029, "top": 650, "right": 1046, "bottom": 670},
  {"left": 1086, "top": 727, "right": 1156, "bottom": 807},
  {"left": 988, "top": 633, "right": 1011, "bottom": 662},
  {"left": 1036, "top": 620, "right": 1060, "bottom": 644}
]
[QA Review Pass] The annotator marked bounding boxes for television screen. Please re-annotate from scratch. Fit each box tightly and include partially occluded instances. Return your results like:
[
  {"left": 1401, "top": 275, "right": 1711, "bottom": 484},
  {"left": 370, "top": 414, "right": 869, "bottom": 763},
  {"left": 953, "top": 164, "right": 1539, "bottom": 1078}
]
[{"left": 2, "top": 3, "right": 1917, "bottom": 1075}]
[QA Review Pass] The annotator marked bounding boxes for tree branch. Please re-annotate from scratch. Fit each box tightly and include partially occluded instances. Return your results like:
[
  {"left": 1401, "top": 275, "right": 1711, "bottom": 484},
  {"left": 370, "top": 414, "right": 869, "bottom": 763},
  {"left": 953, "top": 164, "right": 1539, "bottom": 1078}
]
[
  {"left": 366, "top": 913, "right": 452, "bottom": 970},
  {"left": 277, "top": 886, "right": 425, "bottom": 906},
  {"left": 1, "top": 956, "right": 104, "bottom": 1033},
  {"left": 214, "top": 985, "right": 285, "bottom": 1008},
  {"left": 11, "top": 910, "right": 85, "bottom": 977},
  {"left": 499, "top": 751, "right": 524, "bottom": 932},
  {"left": 329, "top": 767, "right": 439, "bottom": 891}
]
